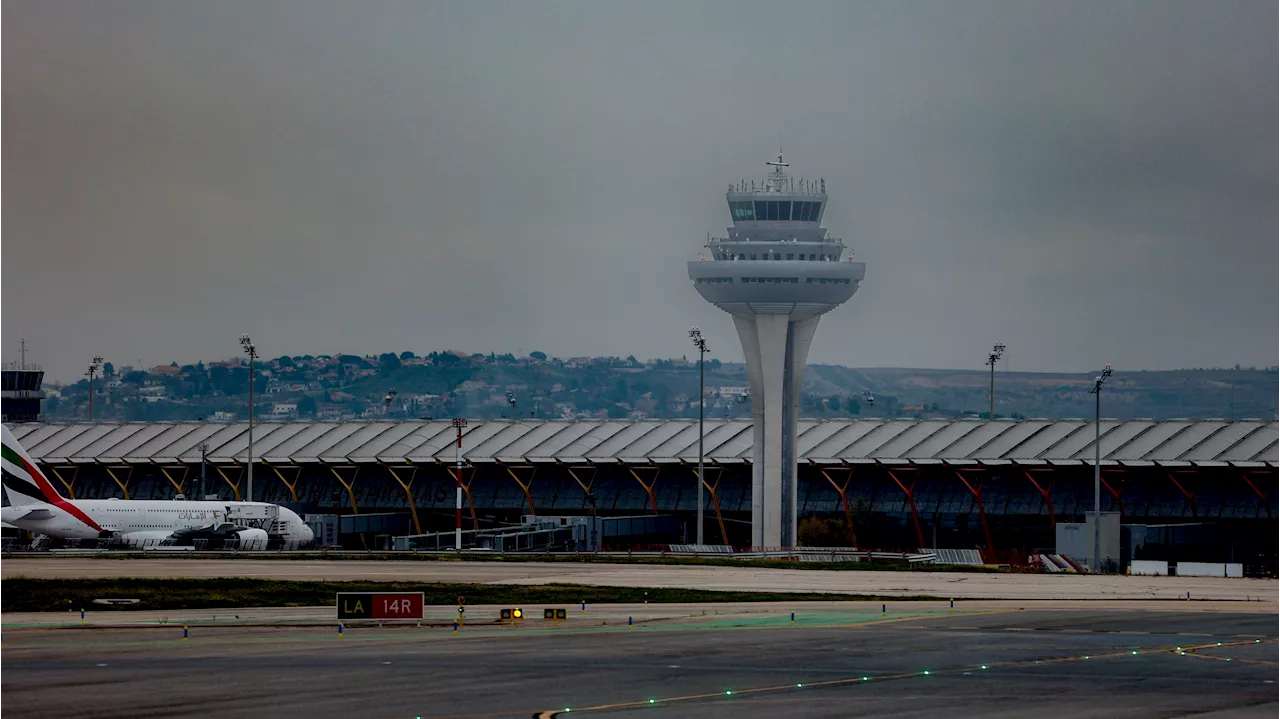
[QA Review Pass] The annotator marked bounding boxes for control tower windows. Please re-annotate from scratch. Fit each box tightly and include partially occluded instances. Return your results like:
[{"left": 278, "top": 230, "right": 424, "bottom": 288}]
[
  {"left": 731, "top": 200, "right": 824, "bottom": 222},
  {"left": 788, "top": 201, "right": 823, "bottom": 222}
]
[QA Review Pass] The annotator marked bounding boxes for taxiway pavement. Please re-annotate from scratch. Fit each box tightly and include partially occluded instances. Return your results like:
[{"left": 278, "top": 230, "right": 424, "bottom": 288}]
[{"left": 2, "top": 603, "right": 1276, "bottom": 719}]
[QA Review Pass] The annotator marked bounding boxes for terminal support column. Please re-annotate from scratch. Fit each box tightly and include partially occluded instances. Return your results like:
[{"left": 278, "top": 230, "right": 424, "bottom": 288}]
[{"left": 733, "top": 315, "right": 766, "bottom": 547}]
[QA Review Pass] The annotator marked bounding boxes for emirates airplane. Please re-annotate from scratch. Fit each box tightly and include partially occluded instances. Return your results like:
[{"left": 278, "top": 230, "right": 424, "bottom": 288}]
[{"left": 1, "top": 424, "right": 313, "bottom": 549}]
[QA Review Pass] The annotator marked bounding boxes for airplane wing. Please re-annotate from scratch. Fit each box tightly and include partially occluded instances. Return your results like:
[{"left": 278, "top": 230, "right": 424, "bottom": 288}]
[{"left": 116, "top": 530, "right": 174, "bottom": 546}]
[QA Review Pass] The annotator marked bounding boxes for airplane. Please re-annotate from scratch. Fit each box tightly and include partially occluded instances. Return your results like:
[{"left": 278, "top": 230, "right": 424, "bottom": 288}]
[{"left": 1, "top": 424, "right": 313, "bottom": 549}]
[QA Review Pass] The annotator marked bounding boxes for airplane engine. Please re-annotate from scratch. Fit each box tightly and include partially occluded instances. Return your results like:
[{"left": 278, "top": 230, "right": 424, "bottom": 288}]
[{"left": 233, "top": 527, "right": 269, "bottom": 549}]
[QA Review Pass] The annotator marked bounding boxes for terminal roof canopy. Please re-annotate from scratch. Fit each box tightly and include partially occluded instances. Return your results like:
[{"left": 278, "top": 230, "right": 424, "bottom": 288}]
[{"left": 8, "top": 419, "right": 1276, "bottom": 467}]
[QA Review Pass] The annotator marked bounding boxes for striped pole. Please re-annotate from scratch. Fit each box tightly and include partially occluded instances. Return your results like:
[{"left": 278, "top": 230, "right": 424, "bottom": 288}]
[
  {"left": 453, "top": 419, "right": 467, "bottom": 551},
  {"left": 338, "top": 623, "right": 344, "bottom": 638},
  {"left": 183, "top": 626, "right": 188, "bottom": 642}
]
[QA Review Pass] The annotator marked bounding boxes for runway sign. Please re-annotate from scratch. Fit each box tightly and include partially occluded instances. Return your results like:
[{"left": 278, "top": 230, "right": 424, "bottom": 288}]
[
  {"left": 336, "top": 592, "right": 424, "bottom": 620},
  {"left": 544, "top": 608, "right": 567, "bottom": 621},
  {"left": 500, "top": 608, "right": 525, "bottom": 622}
]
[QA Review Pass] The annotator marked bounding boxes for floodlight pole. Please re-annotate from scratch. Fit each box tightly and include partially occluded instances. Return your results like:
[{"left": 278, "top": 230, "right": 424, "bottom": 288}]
[
  {"left": 86, "top": 356, "right": 102, "bottom": 423},
  {"left": 199, "top": 442, "right": 209, "bottom": 499},
  {"left": 240, "top": 335, "right": 257, "bottom": 502},
  {"left": 1090, "top": 363, "right": 1112, "bottom": 573},
  {"left": 453, "top": 418, "right": 468, "bottom": 551},
  {"left": 690, "top": 327, "right": 708, "bottom": 547},
  {"left": 986, "top": 344, "right": 1005, "bottom": 420}
]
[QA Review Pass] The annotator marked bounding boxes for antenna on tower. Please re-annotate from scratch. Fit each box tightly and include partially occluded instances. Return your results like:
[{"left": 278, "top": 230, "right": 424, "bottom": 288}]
[{"left": 766, "top": 148, "right": 790, "bottom": 192}]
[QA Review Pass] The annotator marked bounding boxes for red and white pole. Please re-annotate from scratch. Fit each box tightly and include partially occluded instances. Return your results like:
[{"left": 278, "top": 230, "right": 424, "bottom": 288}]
[{"left": 452, "top": 418, "right": 467, "bottom": 550}]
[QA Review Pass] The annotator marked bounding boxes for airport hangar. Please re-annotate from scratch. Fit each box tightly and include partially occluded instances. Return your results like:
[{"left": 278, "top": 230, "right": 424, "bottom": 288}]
[{"left": 5, "top": 418, "right": 1276, "bottom": 563}]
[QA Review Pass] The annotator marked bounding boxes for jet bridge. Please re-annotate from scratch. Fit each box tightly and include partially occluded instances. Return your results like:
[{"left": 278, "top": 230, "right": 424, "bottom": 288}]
[{"left": 224, "top": 504, "right": 281, "bottom": 534}]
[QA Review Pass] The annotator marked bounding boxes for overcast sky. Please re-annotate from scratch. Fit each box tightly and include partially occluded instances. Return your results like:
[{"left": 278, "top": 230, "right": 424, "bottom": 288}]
[{"left": 4, "top": 0, "right": 1276, "bottom": 382}]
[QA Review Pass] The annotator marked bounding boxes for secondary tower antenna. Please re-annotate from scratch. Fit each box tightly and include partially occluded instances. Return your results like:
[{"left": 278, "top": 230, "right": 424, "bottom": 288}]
[{"left": 766, "top": 150, "right": 790, "bottom": 193}]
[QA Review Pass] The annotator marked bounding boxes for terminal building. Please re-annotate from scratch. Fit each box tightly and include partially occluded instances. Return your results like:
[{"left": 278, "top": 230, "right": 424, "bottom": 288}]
[{"left": 4, "top": 418, "right": 1276, "bottom": 568}]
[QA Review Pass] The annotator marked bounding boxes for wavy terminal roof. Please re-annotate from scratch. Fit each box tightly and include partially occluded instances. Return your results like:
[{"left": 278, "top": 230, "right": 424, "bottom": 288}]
[{"left": 7, "top": 419, "right": 1276, "bottom": 468}]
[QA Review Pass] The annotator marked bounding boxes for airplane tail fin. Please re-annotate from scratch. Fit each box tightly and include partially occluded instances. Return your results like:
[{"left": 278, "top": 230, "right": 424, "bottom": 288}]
[{"left": 1, "top": 424, "right": 64, "bottom": 506}]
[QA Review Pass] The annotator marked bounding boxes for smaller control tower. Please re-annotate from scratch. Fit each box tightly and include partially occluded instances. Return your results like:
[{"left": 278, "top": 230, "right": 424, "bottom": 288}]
[
  {"left": 2, "top": 340, "right": 46, "bottom": 423},
  {"left": 688, "top": 153, "right": 866, "bottom": 547}
]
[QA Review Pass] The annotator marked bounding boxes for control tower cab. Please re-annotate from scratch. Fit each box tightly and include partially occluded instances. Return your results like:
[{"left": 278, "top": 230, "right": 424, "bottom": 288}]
[{"left": 688, "top": 153, "right": 866, "bottom": 548}]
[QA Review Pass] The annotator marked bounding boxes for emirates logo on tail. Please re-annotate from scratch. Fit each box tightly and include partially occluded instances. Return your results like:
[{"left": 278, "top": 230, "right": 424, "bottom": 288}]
[{"left": 1, "top": 426, "right": 61, "bottom": 505}]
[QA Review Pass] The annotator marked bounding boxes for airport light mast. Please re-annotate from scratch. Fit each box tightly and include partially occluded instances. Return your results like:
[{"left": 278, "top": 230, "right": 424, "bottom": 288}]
[
  {"left": 198, "top": 441, "right": 210, "bottom": 499},
  {"left": 452, "top": 418, "right": 468, "bottom": 550},
  {"left": 986, "top": 343, "right": 1006, "bottom": 419},
  {"left": 240, "top": 335, "right": 258, "bottom": 502},
  {"left": 85, "top": 356, "right": 103, "bottom": 423},
  {"left": 1089, "top": 363, "right": 1113, "bottom": 573},
  {"left": 689, "top": 325, "right": 709, "bottom": 545},
  {"left": 689, "top": 152, "right": 866, "bottom": 547}
]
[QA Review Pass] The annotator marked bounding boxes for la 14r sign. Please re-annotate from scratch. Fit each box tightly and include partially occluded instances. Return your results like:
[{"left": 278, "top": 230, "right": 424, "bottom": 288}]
[{"left": 336, "top": 592, "right": 424, "bottom": 620}]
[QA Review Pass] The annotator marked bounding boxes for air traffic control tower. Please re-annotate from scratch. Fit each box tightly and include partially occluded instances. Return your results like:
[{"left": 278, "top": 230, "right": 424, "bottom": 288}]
[{"left": 688, "top": 153, "right": 866, "bottom": 548}]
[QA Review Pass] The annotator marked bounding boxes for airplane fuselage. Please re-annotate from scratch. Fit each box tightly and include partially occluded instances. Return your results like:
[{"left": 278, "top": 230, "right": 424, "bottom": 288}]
[{"left": 0, "top": 499, "right": 312, "bottom": 543}]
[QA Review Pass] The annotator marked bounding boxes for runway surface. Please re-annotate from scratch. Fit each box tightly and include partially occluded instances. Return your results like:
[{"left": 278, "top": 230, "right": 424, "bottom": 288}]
[
  {"left": 2, "top": 603, "right": 1276, "bottom": 719},
  {"left": 5, "top": 558, "right": 1277, "bottom": 600}
]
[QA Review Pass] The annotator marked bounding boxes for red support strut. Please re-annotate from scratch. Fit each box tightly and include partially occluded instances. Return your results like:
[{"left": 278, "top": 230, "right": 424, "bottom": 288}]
[
  {"left": 956, "top": 470, "right": 995, "bottom": 555},
  {"left": 1023, "top": 470, "right": 1056, "bottom": 530},
  {"left": 886, "top": 469, "right": 926, "bottom": 550}
]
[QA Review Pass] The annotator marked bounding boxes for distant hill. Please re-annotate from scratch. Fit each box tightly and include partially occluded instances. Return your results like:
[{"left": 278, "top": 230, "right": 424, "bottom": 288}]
[
  {"left": 40, "top": 351, "right": 1278, "bottom": 423},
  {"left": 804, "top": 365, "right": 1278, "bottom": 420}
]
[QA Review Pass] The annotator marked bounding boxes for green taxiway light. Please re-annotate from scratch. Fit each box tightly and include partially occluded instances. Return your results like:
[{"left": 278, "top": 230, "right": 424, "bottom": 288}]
[
  {"left": 862, "top": 677, "right": 869, "bottom": 681},
  {"left": 648, "top": 699, "right": 656, "bottom": 704},
  {"left": 796, "top": 684, "right": 803, "bottom": 688},
  {"left": 980, "top": 665, "right": 988, "bottom": 670},
  {"left": 923, "top": 670, "right": 930, "bottom": 675},
  {"left": 1131, "top": 650, "right": 1138, "bottom": 655},
  {"left": 1084, "top": 656, "right": 1090, "bottom": 660},
  {"left": 725, "top": 690, "right": 733, "bottom": 696}
]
